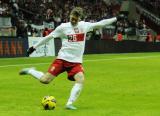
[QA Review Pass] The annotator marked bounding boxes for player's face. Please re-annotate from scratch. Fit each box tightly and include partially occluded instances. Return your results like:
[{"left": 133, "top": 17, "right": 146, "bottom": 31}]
[{"left": 70, "top": 15, "right": 79, "bottom": 26}]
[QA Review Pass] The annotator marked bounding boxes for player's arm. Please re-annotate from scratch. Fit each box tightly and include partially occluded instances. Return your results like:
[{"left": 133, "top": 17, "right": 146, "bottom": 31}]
[
  {"left": 88, "top": 17, "right": 117, "bottom": 30},
  {"left": 27, "top": 25, "right": 63, "bottom": 55},
  {"left": 86, "top": 15, "right": 124, "bottom": 31}
]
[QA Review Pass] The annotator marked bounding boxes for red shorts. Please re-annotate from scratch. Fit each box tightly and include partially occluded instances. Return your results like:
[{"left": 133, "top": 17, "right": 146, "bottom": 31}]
[{"left": 48, "top": 59, "right": 84, "bottom": 81}]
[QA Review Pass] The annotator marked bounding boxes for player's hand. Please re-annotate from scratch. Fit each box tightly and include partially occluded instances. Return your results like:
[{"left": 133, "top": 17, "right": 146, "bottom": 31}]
[
  {"left": 116, "top": 14, "right": 125, "bottom": 21},
  {"left": 27, "top": 46, "right": 36, "bottom": 56}
]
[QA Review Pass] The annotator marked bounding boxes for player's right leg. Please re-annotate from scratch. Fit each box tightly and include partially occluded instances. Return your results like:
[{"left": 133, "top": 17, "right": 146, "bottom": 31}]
[
  {"left": 19, "top": 67, "right": 55, "bottom": 84},
  {"left": 19, "top": 59, "right": 64, "bottom": 84},
  {"left": 39, "top": 72, "right": 55, "bottom": 84},
  {"left": 19, "top": 67, "right": 44, "bottom": 79}
]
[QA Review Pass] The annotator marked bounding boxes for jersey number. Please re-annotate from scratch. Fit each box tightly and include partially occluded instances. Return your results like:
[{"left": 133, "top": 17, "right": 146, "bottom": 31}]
[
  {"left": 68, "top": 35, "right": 77, "bottom": 42},
  {"left": 67, "top": 33, "right": 85, "bottom": 42}
]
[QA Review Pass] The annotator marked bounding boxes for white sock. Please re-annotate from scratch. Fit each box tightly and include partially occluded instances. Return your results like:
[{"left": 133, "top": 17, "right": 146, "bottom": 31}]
[
  {"left": 28, "top": 69, "right": 44, "bottom": 80},
  {"left": 66, "top": 83, "right": 83, "bottom": 106}
]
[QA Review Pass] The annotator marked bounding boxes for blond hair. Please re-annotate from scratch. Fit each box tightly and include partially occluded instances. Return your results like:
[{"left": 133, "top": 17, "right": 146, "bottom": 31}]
[{"left": 70, "top": 7, "right": 84, "bottom": 19}]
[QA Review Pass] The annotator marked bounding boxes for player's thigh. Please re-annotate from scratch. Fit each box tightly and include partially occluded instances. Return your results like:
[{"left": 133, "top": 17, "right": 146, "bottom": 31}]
[
  {"left": 40, "top": 72, "right": 55, "bottom": 84},
  {"left": 67, "top": 64, "right": 84, "bottom": 82},
  {"left": 48, "top": 59, "right": 64, "bottom": 77}
]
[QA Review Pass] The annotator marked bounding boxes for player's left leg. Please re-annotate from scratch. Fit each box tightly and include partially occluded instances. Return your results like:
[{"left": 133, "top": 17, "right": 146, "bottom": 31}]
[{"left": 66, "top": 72, "right": 84, "bottom": 110}]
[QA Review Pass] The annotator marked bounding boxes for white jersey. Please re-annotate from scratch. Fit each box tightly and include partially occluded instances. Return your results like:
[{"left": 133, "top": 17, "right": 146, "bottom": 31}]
[
  {"left": 34, "top": 17, "right": 117, "bottom": 63},
  {"left": 54, "top": 21, "right": 90, "bottom": 63}
]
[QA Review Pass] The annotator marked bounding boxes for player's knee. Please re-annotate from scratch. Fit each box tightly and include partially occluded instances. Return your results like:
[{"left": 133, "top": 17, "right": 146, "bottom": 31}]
[
  {"left": 74, "top": 72, "right": 84, "bottom": 83},
  {"left": 40, "top": 77, "right": 50, "bottom": 84},
  {"left": 40, "top": 73, "right": 54, "bottom": 84}
]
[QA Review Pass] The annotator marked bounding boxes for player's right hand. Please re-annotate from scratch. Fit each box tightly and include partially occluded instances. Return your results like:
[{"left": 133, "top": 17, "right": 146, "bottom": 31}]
[
  {"left": 116, "top": 14, "right": 125, "bottom": 21},
  {"left": 27, "top": 46, "right": 36, "bottom": 56}
]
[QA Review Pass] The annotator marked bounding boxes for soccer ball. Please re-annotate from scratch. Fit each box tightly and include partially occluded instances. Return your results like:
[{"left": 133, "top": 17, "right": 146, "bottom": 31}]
[{"left": 41, "top": 96, "right": 56, "bottom": 110}]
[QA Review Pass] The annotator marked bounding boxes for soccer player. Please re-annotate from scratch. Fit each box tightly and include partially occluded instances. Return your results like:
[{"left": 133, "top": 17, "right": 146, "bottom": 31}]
[{"left": 19, "top": 7, "right": 120, "bottom": 110}]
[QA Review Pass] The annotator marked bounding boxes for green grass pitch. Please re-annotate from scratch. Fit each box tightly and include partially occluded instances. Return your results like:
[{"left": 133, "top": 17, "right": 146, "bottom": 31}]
[{"left": 0, "top": 52, "right": 160, "bottom": 116}]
